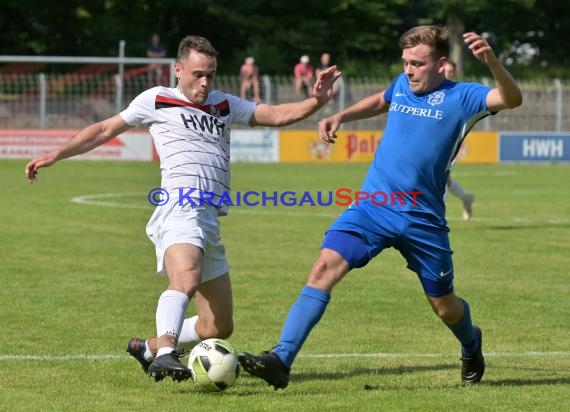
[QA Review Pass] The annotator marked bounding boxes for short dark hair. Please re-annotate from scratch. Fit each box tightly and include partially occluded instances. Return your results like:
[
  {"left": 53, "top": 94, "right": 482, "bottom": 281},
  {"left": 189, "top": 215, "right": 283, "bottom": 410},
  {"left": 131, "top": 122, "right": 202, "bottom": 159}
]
[
  {"left": 399, "top": 25, "right": 450, "bottom": 58},
  {"left": 177, "top": 35, "right": 219, "bottom": 62}
]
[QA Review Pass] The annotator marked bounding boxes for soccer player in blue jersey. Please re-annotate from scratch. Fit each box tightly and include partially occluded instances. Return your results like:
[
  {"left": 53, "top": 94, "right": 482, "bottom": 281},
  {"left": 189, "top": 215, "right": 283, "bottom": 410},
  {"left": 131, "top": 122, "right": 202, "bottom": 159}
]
[{"left": 238, "top": 26, "right": 522, "bottom": 388}]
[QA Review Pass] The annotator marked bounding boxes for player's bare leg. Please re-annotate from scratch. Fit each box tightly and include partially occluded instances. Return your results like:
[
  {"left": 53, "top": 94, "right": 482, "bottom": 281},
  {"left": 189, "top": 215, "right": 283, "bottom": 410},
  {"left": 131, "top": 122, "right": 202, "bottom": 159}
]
[{"left": 447, "top": 177, "right": 475, "bottom": 220}]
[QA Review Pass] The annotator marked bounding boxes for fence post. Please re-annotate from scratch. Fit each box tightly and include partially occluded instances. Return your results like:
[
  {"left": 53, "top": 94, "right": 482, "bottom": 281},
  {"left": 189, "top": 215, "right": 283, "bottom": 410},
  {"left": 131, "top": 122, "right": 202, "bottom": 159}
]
[
  {"left": 116, "top": 40, "right": 126, "bottom": 112},
  {"left": 554, "top": 78, "right": 562, "bottom": 132},
  {"left": 337, "top": 77, "right": 346, "bottom": 112},
  {"left": 169, "top": 61, "right": 176, "bottom": 87},
  {"left": 262, "top": 75, "right": 271, "bottom": 104},
  {"left": 39, "top": 73, "right": 46, "bottom": 128}
]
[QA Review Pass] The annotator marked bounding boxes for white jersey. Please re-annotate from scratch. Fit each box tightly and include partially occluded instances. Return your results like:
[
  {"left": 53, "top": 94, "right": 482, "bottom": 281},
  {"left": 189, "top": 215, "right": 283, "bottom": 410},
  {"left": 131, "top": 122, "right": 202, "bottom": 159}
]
[{"left": 120, "top": 86, "right": 256, "bottom": 205}]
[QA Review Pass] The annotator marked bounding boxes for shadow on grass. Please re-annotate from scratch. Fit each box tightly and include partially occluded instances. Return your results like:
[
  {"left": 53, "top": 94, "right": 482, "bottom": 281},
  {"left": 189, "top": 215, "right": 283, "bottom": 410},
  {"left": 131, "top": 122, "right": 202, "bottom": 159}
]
[
  {"left": 229, "top": 363, "right": 458, "bottom": 395},
  {"left": 359, "top": 376, "right": 570, "bottom": 392},
  {"left": 475, "top": 222, "right": 570, "bottom": 231},
  {"left": 235, "top": 362, "right": 570, "bottom": 394},
  {"left": 486, "top": 377, "right": 570, "bottom": 386},
  {"left": 294, "top": 362, "right": 457, "bottom": 383}
]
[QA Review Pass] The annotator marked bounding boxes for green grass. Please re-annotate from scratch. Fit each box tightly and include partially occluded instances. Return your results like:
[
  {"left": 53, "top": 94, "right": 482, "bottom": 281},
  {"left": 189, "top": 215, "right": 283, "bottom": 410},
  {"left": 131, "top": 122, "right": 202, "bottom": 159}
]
[{"left": 1, "top": 159, "right": 569, "bottom": 411}]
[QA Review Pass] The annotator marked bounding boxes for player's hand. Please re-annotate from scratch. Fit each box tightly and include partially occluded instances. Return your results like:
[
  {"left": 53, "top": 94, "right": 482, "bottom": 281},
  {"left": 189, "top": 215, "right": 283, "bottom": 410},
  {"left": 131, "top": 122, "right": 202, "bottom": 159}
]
[
  {"left": 312, "top": 65, "right": 342, "bottom": 102},
  {"left": 25, "top": 153, "right": 58, "bottom": 183},
  {"left": 318, "top": 114, "right": 341, "bottom": 144},
  {"left": 463, "top": 32, "right": 498, "bottom": 65}
]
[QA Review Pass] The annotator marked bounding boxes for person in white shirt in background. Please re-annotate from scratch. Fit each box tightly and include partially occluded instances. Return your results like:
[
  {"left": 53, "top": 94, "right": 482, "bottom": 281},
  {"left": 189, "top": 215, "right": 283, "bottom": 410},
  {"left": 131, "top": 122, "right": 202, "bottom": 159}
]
[{"left": 444, "top": 60, "right": 475, "bottom": 221}]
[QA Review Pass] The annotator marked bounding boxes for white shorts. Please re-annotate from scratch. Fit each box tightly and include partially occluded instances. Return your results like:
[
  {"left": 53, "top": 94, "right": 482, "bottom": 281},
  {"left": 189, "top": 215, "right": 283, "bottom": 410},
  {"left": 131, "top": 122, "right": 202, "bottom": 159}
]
[{"left": 146, "top": 199, "right": 229, "bottom": 282}]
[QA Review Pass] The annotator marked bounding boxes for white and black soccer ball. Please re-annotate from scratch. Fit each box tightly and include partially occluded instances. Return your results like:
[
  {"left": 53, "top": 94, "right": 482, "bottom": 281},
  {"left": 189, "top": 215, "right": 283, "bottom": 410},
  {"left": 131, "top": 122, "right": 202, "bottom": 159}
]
[{"left": 188, "top": 338, "right": 240, "bottom": 392}]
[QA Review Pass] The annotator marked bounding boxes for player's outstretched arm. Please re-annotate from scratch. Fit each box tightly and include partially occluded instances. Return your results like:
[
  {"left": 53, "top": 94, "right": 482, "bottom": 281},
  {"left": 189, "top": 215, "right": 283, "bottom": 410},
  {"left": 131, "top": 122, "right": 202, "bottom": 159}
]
[
  {"left": 251, "top": 65, "right": 342, "bottom": 127},
  {"left": 463, "top": 32, "right": 523, "bottom": 112},
  {"left": 318, "top": 91, "right": 388, "bottom": 144},
  {"left": 25, "top": 115, "right": 131, "bottom": 182}
]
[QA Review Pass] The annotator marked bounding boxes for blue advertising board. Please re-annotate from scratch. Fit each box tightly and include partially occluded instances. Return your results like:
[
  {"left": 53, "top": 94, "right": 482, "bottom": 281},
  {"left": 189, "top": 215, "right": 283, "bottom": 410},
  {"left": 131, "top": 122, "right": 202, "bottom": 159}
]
[{"left": 500, "top": 133, "right": 570, "bottom": 162}]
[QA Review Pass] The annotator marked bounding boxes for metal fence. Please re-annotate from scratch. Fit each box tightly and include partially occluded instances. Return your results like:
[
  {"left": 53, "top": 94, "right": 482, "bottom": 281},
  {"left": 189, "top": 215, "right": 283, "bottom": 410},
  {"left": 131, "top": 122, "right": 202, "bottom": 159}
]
[{"left": 0, "top": 57, "right": 568, "bottom": 132}]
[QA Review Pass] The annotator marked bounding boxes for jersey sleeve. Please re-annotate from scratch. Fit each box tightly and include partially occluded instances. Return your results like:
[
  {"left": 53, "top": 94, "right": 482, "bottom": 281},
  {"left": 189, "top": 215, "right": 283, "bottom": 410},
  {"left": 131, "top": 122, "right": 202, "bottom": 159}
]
[
  {"left": 119, "top": 88, "right": 159, "bottom": 127},
  {"left": 459, "top": 82, "right": 492, "bottom": 114},
  {"left": 224, "top": 93, "right": 257, "bottom": 125},
  {"left": 383, "top": 73, "right": 404, "bottom": 103}
]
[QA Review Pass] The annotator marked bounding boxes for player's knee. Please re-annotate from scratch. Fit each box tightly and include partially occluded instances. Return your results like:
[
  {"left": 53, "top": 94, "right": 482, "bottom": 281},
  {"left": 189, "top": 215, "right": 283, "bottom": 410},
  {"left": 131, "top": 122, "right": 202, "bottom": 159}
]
[
  {"left": 431, "top": 302, "right": 462, "bottom": 324},
  {"left": 307, "top": 258, "right": 345, "bottom": 291},
  {"left": 215, "top": 320, "right": 234, "bottom": 340},
  {"left": 200, "top": 319, "right": 234, "bottom": 340},
  {"left": 308, "top": 259, "right": 329, "bottom": 281},
  {"left": 168, "top": 271, "right": 201, "bottom": 296},
  {"left": 432, "top": 304, "right": 448, "bottom": 321}
]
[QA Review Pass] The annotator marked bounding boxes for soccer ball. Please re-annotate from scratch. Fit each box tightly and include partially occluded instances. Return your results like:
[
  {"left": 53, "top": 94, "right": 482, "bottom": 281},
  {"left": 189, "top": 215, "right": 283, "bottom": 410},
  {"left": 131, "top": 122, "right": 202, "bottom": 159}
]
[{"left": 188, "top": 338, "right": 240, "bottom": 392}]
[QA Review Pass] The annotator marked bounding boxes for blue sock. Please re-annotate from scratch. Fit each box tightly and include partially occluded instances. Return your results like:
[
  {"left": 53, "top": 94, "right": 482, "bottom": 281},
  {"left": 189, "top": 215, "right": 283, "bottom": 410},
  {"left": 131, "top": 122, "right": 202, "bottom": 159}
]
[
  {"left": 272, "top": 285, "right": 331, "bottom": 368},
  {"left": 446, "top": 298, "right": 479, "bottom": 357}
]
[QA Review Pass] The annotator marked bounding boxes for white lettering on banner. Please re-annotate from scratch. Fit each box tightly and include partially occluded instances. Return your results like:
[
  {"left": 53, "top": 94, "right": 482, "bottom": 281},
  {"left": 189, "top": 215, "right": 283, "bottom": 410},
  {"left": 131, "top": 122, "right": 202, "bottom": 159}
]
[
  {"left": 522, "top": 139, "right": 564, "bottom": 158},
  {"left": 0, "top": 130, "right": 154, "bottom": 161},
  {"left": 0, "top": 136, "right": 71, "bottom": 146}
]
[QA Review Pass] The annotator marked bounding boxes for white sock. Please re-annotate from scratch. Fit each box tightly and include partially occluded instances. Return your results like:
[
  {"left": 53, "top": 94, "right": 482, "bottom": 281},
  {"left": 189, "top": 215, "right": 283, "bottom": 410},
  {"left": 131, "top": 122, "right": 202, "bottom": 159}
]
[
  {"left": 448, "top": 179, "right": 467, "bottom": 199},
  {"left": 157, "top": 347, "right": 175, "bottom": 357},
  {"left": 176, "top": 316, "right": 201, "bottom": 353},
  {"left": 155, "top": 289, "right": 189, "bottom": 350}
]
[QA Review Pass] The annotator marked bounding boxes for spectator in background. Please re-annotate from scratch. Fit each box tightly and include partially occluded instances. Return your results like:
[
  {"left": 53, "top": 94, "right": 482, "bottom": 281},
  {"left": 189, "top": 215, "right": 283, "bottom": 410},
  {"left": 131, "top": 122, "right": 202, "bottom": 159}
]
[
  {"left": 294, "top": 55, "right": 314, "bottom": 98},
  {"left": 316, "top": 52, "right": 341, "bottom": 103},
  {"left": 240, "top": 56, "right": 261, "bottom": 102},
  {"left": 147, "top": 33, "right": 167, "bottom": 85},
  {"left": 444, "top": 60, "right": 475, "bottom": 220},
  {"left": 315, "top": 52, "right": 332, "bottom": 77}
]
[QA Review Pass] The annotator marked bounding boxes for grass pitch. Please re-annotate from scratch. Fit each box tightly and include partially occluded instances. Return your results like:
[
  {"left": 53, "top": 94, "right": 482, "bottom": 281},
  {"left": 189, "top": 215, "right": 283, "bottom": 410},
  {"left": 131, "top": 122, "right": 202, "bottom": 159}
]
[{"left": 1, "top": 159, "right": 569, "bottom": 411}]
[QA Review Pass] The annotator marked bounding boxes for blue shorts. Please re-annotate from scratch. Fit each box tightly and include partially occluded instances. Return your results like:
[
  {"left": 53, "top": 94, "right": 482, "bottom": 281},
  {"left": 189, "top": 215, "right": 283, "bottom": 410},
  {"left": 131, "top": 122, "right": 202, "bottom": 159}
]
[{"left": 321, "top": 206, "right": 454, "bottom": 297}]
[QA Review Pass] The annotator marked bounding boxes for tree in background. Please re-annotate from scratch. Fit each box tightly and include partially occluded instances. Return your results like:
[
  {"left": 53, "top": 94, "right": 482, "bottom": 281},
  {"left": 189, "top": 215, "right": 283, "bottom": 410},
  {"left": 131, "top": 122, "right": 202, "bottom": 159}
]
[{"left": 1, "top": 0, "right": 568, "bottom": 78}]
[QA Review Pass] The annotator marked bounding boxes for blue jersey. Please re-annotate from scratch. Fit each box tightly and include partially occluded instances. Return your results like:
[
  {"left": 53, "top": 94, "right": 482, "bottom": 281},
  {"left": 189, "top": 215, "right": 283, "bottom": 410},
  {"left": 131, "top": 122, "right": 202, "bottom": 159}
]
[{"left": 360, "top": 73, "right": 491, "bottom": 221}]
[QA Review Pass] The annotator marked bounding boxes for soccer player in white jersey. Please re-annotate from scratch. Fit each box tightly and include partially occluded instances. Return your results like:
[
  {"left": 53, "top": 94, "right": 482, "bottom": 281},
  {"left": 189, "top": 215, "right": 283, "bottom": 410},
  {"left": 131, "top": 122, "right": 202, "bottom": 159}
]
[
  {"left": 25, "top": 35, "right": 341, "bottom": 382},
  {"left": 239, "top": 26, "right": 522, "bottom": 389}
]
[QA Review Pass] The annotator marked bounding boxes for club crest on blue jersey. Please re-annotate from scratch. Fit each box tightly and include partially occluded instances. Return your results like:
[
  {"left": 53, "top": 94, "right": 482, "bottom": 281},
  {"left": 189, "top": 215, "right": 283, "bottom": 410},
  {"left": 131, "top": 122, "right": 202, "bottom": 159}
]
[{"left": 427, "top": 91, "right": 445, "bottom": 106}]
